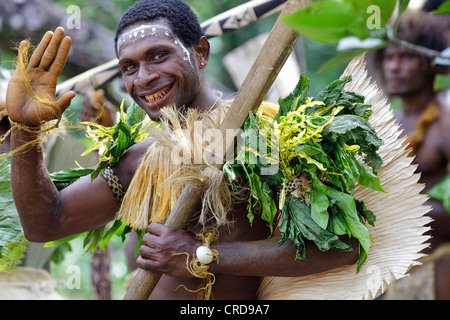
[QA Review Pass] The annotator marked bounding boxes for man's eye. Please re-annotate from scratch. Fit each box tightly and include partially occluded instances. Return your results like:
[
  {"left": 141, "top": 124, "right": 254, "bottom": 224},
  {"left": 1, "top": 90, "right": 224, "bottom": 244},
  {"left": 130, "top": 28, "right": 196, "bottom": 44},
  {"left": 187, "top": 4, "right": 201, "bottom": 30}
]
[
  {"left": 125, "top": 64, "right": 136, "bottom": 72},
  {"left": 153, "top": 52, "right": 167, "bottom": 61},
  {"left": 403, "top": 53, "right": 417, "bottom": 60}
]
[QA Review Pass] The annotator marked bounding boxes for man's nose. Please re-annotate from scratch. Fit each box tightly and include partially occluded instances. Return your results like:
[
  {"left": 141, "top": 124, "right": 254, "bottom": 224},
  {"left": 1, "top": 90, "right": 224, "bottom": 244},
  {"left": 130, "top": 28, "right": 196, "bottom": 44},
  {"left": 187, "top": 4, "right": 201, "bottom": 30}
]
[
  {"left": 135, "top": 64, "right": 159, "bottom": 87},
  {"left": 384, "top": 56, "right": 402, "bottom": 73}
]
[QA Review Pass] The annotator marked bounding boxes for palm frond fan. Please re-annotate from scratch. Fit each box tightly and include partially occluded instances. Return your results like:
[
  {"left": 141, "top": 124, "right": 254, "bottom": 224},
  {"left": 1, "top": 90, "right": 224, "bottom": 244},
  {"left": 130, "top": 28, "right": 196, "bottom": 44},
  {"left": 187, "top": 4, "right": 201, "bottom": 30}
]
[{"left": 257, "top": 55, "right": 432, "bottom": 300}]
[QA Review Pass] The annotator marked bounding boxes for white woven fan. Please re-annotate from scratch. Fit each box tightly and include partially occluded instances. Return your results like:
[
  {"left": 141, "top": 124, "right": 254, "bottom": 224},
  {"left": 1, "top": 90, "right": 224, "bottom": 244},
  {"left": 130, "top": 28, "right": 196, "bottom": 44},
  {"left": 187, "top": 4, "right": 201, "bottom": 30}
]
[{"left": 257, "top": 55, "right": 432, "bottom": 300}]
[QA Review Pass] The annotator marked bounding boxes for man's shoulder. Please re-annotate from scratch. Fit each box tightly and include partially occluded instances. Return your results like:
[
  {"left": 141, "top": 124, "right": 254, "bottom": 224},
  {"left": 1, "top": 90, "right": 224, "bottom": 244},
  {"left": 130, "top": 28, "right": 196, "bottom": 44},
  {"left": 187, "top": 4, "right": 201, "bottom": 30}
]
[
  {"left": 120, "top": 139, "right": 153, "bottom": 164},
  {"left": 113, "top": 139, "right": 153, "bottom": 186}
]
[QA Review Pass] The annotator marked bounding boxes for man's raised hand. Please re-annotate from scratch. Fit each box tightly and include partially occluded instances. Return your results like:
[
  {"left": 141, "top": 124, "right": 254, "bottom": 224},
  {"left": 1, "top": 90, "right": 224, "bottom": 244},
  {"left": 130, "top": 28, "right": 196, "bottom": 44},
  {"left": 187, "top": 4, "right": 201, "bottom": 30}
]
[{"left": 6, "top": 27, "right": 76, "bottom": 127}]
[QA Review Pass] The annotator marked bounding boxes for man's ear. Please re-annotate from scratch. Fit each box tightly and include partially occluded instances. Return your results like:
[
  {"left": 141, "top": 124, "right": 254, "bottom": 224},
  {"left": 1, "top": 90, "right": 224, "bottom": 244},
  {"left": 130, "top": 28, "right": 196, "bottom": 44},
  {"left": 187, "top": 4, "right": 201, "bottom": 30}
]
[{"left": 195, "top": 36, "right": 210, "bottom": 69}]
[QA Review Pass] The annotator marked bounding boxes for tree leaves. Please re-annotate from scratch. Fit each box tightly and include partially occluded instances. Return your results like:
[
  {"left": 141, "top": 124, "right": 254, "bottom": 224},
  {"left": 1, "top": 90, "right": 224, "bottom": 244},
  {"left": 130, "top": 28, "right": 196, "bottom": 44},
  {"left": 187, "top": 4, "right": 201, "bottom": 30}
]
[
  {"left": 326, "top": 187, "right": 372, "bottom": 270},
  {"left": 282, "top": 0, "right": 422, "bottom": 73},
  {"left": 282, "top": 0, "right": 396, "bottom": 45},
  {"left": 275, "top": 74, "right": 310, "bottom": 121},
  {"left": 82, "top": 100, "right": 149, "bottom": 180},
  {"left": 244, "top": 167, "right": 277, "bottom": 233},
  {"left": 283, "top": 0, "right": 368, "bottom": 45}
]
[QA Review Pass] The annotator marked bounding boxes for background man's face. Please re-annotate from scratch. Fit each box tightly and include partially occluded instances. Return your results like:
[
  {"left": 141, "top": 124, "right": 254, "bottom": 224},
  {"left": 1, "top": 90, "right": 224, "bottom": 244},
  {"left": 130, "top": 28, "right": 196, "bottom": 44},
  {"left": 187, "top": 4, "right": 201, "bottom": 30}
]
[{"left": 382, "top": 46, "right": 430, "bottom": 97}]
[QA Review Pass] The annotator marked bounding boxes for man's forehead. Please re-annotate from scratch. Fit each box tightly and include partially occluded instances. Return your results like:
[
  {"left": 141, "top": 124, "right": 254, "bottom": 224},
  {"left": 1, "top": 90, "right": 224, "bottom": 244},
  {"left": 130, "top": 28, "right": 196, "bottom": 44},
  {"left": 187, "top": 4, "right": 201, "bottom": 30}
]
[
  {"left": 117, "top": 21, "right": 176, "bottom": 50},
  {"left": 121, "top": 18, "right": 173, "bottom": 35},
  {"left": 383, "top": 46, "right": 417, "bottom": 56},
  {"left": 117, "top": 19, "right": 193, "bottom": 66}
]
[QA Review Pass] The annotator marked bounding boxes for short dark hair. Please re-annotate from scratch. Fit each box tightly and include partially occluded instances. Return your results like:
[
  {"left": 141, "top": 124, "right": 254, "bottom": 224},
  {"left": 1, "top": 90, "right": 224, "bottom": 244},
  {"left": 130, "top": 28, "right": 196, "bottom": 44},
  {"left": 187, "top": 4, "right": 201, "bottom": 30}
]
[{"left": 114, "top": 0, "right": 204, "bottom": 56}]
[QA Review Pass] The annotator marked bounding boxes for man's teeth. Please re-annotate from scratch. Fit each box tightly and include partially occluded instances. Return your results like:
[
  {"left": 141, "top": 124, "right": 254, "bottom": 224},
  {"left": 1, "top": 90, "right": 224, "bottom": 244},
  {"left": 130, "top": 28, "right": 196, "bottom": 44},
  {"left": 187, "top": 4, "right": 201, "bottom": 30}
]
[{"left": 145, "top": 88, "right": 169, "bottom": 103}]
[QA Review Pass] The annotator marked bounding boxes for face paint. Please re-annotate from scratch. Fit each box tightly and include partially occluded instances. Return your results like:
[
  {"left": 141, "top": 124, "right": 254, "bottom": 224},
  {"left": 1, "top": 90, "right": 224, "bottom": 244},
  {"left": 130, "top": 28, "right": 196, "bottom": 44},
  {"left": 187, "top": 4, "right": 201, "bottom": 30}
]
[{"left": 117, "top": 24, "right": 193, "bottom": 67}]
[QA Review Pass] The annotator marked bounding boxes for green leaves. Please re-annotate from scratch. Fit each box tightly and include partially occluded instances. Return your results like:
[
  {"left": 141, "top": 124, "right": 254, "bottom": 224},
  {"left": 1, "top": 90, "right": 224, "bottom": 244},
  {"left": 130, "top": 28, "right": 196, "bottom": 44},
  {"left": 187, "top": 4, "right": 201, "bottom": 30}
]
[
  {"left": 82, "top": 100, "right": 150, "bottom": 180},
  {"left": 244, "top": 168, "right": 277, "bottom": 233},
  {"left": 224, "top": 74, "right": 384, "bottom": 272},
  {"left": 310, "top": 191, "right": 330, "bottom": 229},
  {"left": 283, "top": 0, "right": 396, "bottom": 44},
  {"left": 432, "top": 1, "right": 450, "bottom": 15},
  {"left": 282, "top": 0, "right": 414, "bottom": 73},
  {"left": 326, "top": 187, "right": 372, "bottom": 270},
  {"left": 50, "top": 167, "right": 94, "bottom": 190},
  {"left": 0, "top": 157, "right": 28, "bottom": 272},
  {"left": 283, "top": 0, "right": 366, "bottom": 45},
  {"left": 323, "top": 115, "right": 384, "bottom": 172},
  {"left": 275, "top": 74, "right": 310, "bottom": 121},
  {"left": 279, "top": 195, "right": 353, "bottom": 259},
  {"left": 428, "top": 174, "right": 450, "bottom": 214}
]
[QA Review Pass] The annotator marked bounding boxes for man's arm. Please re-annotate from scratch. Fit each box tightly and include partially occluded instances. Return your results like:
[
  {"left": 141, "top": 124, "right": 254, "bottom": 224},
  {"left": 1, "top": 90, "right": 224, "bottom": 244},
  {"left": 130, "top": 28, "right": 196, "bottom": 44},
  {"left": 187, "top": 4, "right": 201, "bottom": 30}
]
[
  {"left": 10, "top": 130, "right": 119, "bottom": 242},
  {"left": 137, "top": 222, "right": 358, "bottom": 279},
  {"left": 209, "top": 235, "right": 358, "bottom": 278},
  {"left": 6, "top": 28, "right": 128, "bottom": 242}
]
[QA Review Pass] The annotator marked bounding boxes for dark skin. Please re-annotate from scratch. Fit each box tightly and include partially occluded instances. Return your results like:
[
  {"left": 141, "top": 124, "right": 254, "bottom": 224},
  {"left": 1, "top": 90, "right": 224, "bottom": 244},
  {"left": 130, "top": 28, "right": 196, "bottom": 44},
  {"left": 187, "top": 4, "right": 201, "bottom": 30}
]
[
  {"left": 0, "top": 105, "right": 10, "bottom": 153},
  {"left": 382, "top": 46, "right": 450, "bottom": 299},
  {"left": 7, "top": 24, "right": 358, "bottom": 300},
  {"left": 80, "top": 88, "right": 116, "bottom": 128}
]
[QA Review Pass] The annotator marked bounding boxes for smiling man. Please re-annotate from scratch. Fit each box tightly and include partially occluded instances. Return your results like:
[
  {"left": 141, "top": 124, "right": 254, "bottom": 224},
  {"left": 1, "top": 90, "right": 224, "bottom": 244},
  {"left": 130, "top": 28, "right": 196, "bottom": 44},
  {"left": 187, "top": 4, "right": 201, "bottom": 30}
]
[
  {"left": 6, "top": 0, "right": 358, "bottom": 300},
  {"left": 116, "top": 19, "right": 217, "bottom": 121}
]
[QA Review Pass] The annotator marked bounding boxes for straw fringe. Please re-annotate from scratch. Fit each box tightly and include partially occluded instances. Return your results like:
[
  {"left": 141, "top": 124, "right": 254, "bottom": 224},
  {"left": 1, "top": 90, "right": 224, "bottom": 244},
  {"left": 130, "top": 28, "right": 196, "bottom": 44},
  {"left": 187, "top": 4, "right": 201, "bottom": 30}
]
[
  {"left": 257, "top": 55, "right": 432, "bottom": 300},
  {"left": 116, "top": 102, "right": 235, "bottom": 230}
]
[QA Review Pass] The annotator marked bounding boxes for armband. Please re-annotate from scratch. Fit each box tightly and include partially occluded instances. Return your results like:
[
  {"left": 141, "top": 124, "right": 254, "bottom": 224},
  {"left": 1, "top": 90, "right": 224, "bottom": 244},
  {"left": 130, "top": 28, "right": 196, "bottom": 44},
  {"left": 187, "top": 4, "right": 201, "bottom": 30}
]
[{"left": 101, "top": 166, "right": 126, "bottom": 204}]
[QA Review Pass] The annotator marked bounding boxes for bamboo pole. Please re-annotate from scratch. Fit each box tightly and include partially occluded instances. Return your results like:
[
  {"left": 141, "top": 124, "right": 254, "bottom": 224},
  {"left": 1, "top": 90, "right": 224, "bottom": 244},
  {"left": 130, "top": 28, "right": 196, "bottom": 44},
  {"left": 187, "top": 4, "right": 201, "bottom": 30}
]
[{"left": 123, "top": 0, "right": 311, "bottom": 300}]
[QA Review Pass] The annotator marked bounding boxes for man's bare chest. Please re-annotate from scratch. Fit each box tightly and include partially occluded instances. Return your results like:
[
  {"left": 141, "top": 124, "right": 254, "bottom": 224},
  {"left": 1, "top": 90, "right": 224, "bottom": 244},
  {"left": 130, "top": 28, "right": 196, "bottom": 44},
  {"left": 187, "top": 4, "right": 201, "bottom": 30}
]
[{"left": 415, "top": 122, "right": 446, "bottom": 173}]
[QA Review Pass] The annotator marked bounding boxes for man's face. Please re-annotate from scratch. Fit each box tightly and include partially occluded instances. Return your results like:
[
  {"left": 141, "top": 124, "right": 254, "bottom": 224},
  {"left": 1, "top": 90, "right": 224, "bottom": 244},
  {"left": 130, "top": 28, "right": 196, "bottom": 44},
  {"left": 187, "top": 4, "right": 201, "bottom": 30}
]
[
  {"left": 117, "top": 20, "right": 201, "bottom": 121},
  {"left": 381, "top": 46, "right": 430, "bottom": 97}
]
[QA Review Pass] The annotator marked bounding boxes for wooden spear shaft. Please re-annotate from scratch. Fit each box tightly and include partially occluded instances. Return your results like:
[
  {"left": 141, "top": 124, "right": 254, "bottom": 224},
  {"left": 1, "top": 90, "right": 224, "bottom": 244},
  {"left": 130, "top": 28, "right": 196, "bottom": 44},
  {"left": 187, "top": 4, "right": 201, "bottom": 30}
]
[{"left": 123, "top": 0, "right": 310, "bottom": 300}]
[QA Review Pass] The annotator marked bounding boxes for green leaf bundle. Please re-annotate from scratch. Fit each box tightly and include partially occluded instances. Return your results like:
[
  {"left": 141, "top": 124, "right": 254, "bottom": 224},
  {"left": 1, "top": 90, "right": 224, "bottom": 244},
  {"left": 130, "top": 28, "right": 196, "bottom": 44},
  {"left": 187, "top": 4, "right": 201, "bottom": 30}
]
[{"left": 224, "top": 75, "right": 385, "bottom": 272}]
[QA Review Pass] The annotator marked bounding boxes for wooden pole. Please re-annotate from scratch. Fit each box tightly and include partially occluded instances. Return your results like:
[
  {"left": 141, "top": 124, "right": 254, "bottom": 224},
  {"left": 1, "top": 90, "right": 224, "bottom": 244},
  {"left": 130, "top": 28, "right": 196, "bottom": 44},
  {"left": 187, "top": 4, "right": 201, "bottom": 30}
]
[{"left": 123, "top": 0, "right": 311, "bottom": 300}]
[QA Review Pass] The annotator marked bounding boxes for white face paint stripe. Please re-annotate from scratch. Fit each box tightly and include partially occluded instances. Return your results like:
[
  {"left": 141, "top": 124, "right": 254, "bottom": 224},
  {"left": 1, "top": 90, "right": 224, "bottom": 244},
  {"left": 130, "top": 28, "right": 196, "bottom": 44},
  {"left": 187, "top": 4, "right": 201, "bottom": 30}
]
[{"left": 117, "top": 24, "right": 193, "bottom": 67}]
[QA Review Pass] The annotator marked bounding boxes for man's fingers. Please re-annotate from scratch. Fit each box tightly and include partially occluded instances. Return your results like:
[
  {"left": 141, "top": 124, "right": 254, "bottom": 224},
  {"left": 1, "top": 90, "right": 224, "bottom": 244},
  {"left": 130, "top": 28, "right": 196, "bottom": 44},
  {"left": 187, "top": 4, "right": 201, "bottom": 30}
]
[
  {"left": 28, "top": 31, "right": 53, "bottom": 68},
  {"left": 136, "top": 255, "right": 161, "bottom": 271},
  {"left": 142, "top": 231, "right": 160, "bottom": 248},
  {"left": 39, "top": 27, "right": 66, "bottom": 71},
  {"left": 49, "top": 36, "right": 72, "bottom": 76},
  {"left": 56, "top": 91, "right": 76, "bottom": 114},
  {"left": 147, "top": 223, "right": 166, "bottom": 236}
]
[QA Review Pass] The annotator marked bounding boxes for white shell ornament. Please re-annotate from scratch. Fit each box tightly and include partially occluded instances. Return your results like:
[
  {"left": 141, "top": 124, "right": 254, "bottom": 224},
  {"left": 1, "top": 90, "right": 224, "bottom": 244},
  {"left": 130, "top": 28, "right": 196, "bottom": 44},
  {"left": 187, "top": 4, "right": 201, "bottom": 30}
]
[{"left": 196, "top": 246, "right": 214, "bottom": 264}]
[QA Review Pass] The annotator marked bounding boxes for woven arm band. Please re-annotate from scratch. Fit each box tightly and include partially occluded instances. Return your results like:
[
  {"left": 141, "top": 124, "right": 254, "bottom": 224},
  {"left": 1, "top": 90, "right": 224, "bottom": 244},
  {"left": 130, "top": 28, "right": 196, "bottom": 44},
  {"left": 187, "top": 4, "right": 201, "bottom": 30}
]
[{"left": 101, "top": 166, "right": 126, "bottom": 204}]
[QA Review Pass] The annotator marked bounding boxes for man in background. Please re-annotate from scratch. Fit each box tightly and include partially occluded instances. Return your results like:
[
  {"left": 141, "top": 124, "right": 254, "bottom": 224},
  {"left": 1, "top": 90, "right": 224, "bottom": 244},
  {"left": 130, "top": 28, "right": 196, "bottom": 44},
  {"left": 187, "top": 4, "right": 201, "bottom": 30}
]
[{"left": 371, "top": 9, "right": 450, "bottom": 299}]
